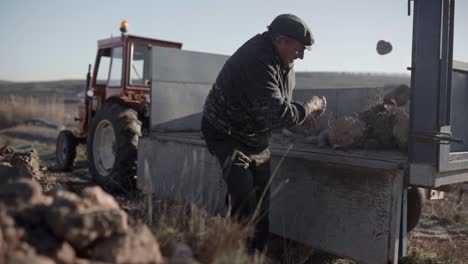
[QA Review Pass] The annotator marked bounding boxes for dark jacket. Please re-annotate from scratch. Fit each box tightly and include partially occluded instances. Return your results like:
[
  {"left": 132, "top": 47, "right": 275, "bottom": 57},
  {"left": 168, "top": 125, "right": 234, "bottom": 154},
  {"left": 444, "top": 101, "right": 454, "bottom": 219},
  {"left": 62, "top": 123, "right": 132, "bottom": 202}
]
[{"left": 202, "top": 31, "right": 311, "bottom": 149}]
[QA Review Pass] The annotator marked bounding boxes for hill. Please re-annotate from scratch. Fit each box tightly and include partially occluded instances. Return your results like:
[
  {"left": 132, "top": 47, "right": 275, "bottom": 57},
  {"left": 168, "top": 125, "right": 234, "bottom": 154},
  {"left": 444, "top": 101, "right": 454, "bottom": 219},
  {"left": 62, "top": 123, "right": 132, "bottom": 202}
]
[
  {"left": 0, "top": 72, "right": 411, "bottom": 99},
  {"left": 295, "top": 71, "right": 410, "bottom": 89},
  {"left": 0, "top": 79, "right": 85, "bottom": 99}
]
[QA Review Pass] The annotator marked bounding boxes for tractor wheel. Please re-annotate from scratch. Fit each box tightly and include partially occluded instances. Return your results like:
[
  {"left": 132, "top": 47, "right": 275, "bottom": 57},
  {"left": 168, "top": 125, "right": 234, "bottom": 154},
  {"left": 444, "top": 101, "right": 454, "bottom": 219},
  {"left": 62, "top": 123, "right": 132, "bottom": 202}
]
[
  {"left": 407, "top": 187, "right": 426, "bottom": 233},
  {"left": 56, "top": 130, "right": 77, "bottom": 171},
  {"left": 87, "top": 103, "right": 141, "bottom": 192}
]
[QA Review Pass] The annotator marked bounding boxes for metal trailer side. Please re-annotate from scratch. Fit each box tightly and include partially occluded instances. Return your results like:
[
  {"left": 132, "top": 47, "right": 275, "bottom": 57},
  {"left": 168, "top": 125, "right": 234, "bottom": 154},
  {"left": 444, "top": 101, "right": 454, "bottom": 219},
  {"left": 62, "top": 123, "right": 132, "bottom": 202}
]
[{"left": 138, "top": 133, "right": 406, "bottom": 264}]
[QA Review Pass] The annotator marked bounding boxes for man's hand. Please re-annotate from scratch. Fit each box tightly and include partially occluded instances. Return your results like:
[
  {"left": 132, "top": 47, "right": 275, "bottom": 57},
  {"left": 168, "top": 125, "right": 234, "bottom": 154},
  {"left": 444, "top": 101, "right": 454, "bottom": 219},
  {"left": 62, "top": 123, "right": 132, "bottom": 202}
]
[
  {"left": 306, "top": 96, "right": 327, "bottom": 118},
  {"left": 302, "top": 96, "right": 326, "bottom": 129}
]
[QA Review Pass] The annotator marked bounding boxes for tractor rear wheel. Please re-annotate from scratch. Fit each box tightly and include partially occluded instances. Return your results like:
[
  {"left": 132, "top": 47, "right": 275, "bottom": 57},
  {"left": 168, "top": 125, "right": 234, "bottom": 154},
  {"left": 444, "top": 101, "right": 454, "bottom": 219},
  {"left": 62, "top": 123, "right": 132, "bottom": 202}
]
[
  {"left": 87, "top": 103, "right": 141, "bottom": 192},
  {"left": 56, "top": 130, "right": 77, "bottom": 171}
]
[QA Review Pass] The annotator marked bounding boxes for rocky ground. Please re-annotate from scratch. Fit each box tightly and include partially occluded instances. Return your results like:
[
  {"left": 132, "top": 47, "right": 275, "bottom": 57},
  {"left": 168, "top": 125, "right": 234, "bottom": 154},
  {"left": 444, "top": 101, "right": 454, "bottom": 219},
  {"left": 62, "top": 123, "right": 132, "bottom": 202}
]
[
  {"left": 0, "top": 123, "right": 467, "bottom": 264},
  {"left": 0, "top": 146, "right": 168, "bottom": 264}
]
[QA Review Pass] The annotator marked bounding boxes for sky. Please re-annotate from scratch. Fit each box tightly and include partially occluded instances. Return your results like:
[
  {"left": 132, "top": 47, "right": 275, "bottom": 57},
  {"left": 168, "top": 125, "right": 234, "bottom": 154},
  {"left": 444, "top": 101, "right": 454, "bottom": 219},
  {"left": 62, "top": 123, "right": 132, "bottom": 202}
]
[{"left": 0, "top": 0, "right": 467, "bottom": 81}]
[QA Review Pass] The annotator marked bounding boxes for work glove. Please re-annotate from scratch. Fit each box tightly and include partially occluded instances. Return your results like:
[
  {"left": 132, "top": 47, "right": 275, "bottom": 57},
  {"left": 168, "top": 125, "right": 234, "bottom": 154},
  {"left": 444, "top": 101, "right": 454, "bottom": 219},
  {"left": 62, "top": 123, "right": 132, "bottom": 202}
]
[
  {"left": 307, "top": 96, "right": 326, "bottom": 117},
  {"left": 303, "top": 96, "right": 327, "bottom": 129}
]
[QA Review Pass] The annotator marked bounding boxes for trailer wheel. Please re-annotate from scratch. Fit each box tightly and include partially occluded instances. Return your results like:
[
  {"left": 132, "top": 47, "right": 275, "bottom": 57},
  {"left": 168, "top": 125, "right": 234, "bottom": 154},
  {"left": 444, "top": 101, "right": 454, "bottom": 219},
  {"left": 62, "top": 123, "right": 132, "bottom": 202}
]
[
  {"left": 407, "top": 187, "right": 426, "bottom": 233},
  {"left": 87, "top": 102, "right": 141, "bottom": 192},
  {"left": 56, "top": 130, "right": 77, "bottom": 171}
]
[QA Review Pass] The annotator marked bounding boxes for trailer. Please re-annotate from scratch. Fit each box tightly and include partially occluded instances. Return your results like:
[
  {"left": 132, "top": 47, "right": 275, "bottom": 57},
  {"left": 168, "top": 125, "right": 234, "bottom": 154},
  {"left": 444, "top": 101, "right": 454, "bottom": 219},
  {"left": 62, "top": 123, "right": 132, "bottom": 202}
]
[{"left": 137, "top": 0, "right": 468, "bottom": 263}]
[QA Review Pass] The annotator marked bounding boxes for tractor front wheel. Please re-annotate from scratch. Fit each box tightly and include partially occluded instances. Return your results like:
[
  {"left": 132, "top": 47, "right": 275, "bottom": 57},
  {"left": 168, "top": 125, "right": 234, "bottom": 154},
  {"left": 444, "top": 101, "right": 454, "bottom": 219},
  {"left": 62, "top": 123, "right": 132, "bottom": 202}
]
[
  {"left": 87, "top": 103, "right": 141, "bottom": 192},
  {"left": 56, "top": 130, "right": 77, "bottom": 171}
]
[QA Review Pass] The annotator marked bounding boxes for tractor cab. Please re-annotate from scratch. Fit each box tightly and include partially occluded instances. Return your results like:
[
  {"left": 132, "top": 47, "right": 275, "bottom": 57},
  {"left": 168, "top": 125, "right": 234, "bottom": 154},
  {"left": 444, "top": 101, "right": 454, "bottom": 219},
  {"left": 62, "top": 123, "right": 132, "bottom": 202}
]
[{"left": 77, "top": 21, "right": 182, "bottom": 137}]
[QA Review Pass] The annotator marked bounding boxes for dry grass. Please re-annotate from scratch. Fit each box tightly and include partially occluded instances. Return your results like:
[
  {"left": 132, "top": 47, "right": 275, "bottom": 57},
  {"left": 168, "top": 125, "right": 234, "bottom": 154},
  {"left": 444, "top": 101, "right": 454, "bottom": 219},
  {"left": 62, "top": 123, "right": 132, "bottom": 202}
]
[
  {"left": 147, "top": 199, "right": 268, "bottom": 264},
  {"left": 140, "top": 186, "right": 468, "bottom": 264},
  {"left": 406, "top": 184, "right": 468, "bottom": 264},
  {"left": 0, "top": 95, "right": 69, "bottom": 129},
  {"left": 2, "top": 124, "right": 60, "bottom": 139},
  {"left": 0, "top": 132, "right": 55, "bottom": 158},
  {"left": 0, "top": 124, "right": 61, "bottom": 161},
  {"left": 423, "top": 185, "right": 467, "bottom": 224},
  {"left": 400, "top": 249, "right": 463, "bottom": 264},
  {"left": 406, "top": 240, "right": 467, "bottom": 264}
]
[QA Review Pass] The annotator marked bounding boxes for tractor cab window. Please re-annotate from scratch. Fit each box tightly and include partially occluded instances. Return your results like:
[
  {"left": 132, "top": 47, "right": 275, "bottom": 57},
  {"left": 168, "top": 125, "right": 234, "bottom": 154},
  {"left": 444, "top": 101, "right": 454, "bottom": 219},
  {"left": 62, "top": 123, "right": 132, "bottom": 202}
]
[
  {"left": 108, "top": 46, "right": 123, "bottom": 87},
  {"left": 95, "top": 46, "right": 123, "bottom": 87},
  {"left": 96, "top": 48, "right": 111, "bottom": 86},
  {"left": 130, "top": 43, "right": 151, "bottom": 86}
]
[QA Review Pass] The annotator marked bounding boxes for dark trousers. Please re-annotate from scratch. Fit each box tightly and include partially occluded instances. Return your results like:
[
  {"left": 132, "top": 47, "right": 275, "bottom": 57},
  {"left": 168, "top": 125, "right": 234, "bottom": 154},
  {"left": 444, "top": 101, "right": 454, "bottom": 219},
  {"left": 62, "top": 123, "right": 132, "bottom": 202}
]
[{"left": 202, "top": 119, "right": 271, "bottom": 251}]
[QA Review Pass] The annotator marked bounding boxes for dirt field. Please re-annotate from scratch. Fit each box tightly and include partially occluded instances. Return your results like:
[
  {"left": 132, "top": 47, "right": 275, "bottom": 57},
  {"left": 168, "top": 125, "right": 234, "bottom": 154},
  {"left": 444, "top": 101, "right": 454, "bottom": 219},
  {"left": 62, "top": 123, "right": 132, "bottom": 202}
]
[
  {"left": 1, "top": 120, "right": 467, "bottom": 264},
  {"left": 0, "top": 86, "right": 466, "bottom": 263}
]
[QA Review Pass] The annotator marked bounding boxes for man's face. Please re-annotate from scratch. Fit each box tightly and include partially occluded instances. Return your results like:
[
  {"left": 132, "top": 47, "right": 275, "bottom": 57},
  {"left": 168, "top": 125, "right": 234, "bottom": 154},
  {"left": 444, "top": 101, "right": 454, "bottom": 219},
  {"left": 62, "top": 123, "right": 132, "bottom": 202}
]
[{"left": 275, "top": 35, "right": 306, "bottom": 67}]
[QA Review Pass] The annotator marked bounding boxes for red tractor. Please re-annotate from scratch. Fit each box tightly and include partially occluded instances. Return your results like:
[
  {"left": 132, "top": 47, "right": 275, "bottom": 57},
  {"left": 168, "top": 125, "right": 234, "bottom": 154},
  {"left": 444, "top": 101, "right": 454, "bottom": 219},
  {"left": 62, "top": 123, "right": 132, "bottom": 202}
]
[{"left": 55, "top": 21, "right": 182, "bottom": 190}]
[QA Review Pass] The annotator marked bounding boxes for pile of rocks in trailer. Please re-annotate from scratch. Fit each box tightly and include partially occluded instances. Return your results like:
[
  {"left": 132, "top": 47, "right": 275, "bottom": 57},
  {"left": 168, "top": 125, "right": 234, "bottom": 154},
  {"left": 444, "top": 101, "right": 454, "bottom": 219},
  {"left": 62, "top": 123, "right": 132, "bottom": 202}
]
[
  {"left": 0, "top": 146, "right": 168, "bottom": 264},
  {"left": 283, "top": 85, "right": 410, "bottom": 152}
]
